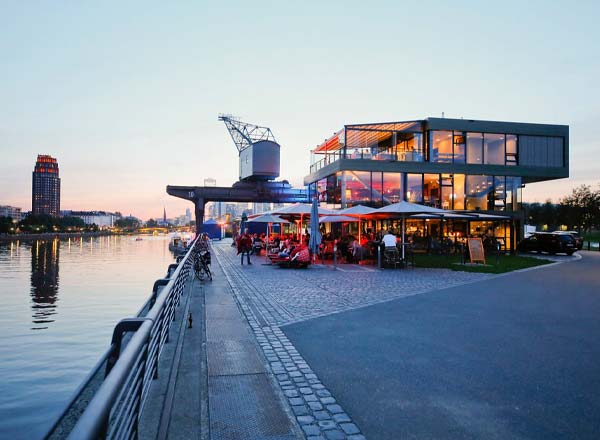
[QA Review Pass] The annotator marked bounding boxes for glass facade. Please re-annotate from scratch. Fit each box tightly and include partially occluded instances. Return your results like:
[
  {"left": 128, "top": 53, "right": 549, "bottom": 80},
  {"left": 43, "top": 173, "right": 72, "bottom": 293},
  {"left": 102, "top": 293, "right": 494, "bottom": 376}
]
[
  {"left": 344, "top": 129, "right": 424, "bottom": 163},
  {"left": 466, "top": 132, "right": 483, "bottom": 164},
  {"left": 484, "top": 133, "right": 505, "bottom": 165},
  {"left": 406, "top": 174, "right": 423, "bottom": 203},
  {"left": 430, "top": 131, "right": 453, "bottom": 163}
]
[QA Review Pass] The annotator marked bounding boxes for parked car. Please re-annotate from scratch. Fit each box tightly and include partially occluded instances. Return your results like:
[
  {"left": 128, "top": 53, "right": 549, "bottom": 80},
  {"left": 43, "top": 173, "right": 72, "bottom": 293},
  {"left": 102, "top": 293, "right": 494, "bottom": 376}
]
[
  {"left": 555, "top": 230, "right": 583, "bottom": 250},
  {"left": 517, "top": 232, "right": 576, "bottom": 256}
]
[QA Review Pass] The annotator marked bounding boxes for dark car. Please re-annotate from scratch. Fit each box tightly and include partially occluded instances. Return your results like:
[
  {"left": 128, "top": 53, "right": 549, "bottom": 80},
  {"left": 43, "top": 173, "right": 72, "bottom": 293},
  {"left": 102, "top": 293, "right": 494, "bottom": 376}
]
[
  {"left": 517, "top": 232, "right": 576, "bottom": 256},
  {"left": 556, "top": 231, "right": 583, "bottom": 250}
]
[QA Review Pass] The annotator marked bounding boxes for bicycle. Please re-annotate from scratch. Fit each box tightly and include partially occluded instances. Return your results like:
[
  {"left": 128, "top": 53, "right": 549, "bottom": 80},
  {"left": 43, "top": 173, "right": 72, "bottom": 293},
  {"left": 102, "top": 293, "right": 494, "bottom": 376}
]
[{"left": 194, "top": 250, "right": 212, "bottom": 281}]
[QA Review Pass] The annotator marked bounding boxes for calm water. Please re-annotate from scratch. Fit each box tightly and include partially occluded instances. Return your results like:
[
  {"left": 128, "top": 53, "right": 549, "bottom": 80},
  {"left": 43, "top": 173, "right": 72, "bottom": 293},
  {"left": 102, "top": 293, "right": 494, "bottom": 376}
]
[{"left": 0, "top": 235, "right": 177, "bottom": 439}]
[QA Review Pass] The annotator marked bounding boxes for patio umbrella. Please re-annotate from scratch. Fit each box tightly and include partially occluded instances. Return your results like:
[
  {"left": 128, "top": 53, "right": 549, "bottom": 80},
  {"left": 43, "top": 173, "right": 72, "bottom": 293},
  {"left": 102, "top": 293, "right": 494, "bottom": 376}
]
[
  {"left": 271, "top": 203, "right": 336, "bottom": 243},
  {"left": 374, "top": 202, "right": 447, "bottom": 259},
  {"left": 338, "top": 204, "right": 377, "bottom": 243},
  {"left": 308, "top": 198, "right": 322, "bottom": 264},
  {"left": 318, "top": 215, "right": 358, "bottom": 223},
  {"left": 247, "top": 214, "right": 290, "bottom": 262}
]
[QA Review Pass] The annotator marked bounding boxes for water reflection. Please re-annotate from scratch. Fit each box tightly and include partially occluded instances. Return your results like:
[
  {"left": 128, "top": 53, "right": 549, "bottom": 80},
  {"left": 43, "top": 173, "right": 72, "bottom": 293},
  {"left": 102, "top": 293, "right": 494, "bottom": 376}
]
[{"left": 30, "top": 239, "right": 60, "bottom": 330}]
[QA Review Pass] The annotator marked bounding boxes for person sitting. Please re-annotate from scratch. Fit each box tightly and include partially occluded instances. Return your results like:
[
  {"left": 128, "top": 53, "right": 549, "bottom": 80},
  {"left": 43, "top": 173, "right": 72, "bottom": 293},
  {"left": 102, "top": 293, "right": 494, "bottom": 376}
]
[{"left": 382, "top": 230, "right": 398, "bottom": 249}]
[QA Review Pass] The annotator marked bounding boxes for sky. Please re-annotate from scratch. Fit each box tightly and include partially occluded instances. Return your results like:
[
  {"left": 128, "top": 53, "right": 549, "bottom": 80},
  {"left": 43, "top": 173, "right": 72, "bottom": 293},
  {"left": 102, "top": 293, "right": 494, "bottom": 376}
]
[{"left": 1, "top": 1, "right": 599, "bottom": 220}]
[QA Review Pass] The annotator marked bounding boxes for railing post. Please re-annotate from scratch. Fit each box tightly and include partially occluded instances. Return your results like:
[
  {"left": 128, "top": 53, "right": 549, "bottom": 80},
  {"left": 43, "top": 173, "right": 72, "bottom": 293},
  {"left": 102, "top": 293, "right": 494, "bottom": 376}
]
[{"left": 105, "top": 318, "right": 146, "bottom": 378}]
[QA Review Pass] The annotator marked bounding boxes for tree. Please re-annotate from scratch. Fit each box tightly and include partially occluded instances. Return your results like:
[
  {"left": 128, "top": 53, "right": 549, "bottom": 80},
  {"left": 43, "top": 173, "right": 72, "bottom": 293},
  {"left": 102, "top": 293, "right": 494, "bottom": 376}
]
[
  {"left": 146, "top": 219, "right": 158, "bottom": 228},
  {"left": 560, "top": 184, "right": 600, "bottom": 232},
  {"left": 0, "top": 216, "right": 15, "bottom": 233}
]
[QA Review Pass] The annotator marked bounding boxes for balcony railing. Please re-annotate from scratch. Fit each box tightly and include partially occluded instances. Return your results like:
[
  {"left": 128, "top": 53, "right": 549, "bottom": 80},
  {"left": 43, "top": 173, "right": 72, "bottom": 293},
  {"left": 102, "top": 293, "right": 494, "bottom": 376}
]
[{"left": 310, "top": 149, "right": 425, "bottom": 174}]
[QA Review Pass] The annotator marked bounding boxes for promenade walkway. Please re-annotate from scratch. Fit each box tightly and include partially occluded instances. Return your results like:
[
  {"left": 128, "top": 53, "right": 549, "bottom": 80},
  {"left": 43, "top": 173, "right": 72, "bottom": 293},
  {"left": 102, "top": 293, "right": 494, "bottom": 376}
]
[{"left": 138, "top": 240, "right": 500, "bottom": 439}]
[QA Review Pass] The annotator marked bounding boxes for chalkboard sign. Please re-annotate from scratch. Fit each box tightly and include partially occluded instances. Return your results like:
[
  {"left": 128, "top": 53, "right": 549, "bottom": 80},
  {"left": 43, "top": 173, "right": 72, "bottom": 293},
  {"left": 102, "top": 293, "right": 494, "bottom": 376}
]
[{"left": 467, "top": 238, "right": 486, "bottom": 264}]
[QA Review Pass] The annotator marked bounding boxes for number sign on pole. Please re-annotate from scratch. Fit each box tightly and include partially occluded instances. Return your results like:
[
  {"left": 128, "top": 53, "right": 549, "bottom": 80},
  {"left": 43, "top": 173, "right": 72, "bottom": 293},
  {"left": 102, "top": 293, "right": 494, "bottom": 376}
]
[{"left": 467, "top": 238, "right": 486, "bottom": 264}]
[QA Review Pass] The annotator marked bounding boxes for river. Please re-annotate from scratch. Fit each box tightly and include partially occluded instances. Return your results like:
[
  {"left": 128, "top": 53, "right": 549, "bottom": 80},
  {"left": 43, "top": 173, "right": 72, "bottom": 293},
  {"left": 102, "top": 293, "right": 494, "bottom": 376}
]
[{"left": 0, "top": 235, "right": 178, "bottom": 439}]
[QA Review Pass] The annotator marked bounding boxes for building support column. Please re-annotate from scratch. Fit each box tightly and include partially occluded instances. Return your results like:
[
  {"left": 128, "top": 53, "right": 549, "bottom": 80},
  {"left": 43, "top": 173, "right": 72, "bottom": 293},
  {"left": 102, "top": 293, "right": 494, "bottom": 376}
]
[{"left": 194, "top": 198, "right": 205, "bottom": 235}]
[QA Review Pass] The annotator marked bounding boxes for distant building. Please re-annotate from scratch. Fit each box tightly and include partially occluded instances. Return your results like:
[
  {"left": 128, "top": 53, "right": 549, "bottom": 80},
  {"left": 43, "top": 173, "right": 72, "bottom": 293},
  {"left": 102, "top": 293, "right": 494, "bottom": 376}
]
[
  {"left": 185, "top": 208, "right": 192, "bottom": 224},
  {"left": 62, "top": 210, "right": 117, "bottom": 229},
  {"left": 0, "top": 205, "right": 23, "bottom": 221},
  {"left": 32, "top": 154, "right": 60, "bottom": 216}
]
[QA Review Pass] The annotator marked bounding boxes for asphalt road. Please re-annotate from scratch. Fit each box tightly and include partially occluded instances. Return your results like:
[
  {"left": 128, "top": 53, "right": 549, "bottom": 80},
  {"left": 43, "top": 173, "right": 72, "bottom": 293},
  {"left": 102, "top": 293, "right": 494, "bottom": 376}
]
[{"left": 283, "top": 252, "right": 600, "bottom": 440}]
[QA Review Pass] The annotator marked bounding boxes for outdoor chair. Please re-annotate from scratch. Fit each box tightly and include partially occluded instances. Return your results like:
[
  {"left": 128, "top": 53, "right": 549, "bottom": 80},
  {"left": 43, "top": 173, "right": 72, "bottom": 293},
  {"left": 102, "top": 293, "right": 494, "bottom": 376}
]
[{"left": 383, "top": 247, "right": 402, "bottom": 269}]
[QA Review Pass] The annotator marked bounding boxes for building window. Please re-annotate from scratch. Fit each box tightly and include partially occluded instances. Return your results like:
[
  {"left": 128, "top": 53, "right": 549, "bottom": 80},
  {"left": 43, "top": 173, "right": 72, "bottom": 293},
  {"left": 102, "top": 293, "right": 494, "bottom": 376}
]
[
  {"left": 406, "top": 174, "right": 423, "bottom": 203},
  {"left": 430, "top": 131, "right": 453, "bottom": 163},
  {"left": 399, "top": 133, "right": 424, "bottom": 162},
  {"left": 494, "top": 176, "right": 506, "bottom": 211},
  {"left": 506, "top": 134, "right": 517, "bottom": 165},
  {"left": 466, "top": 175, "right": 494, "bottom": 210},
  {"left": 484, "top": 133, "right": 505, "bottom": 165},
  {"left": 505, "top": 176, "right": 522, "bottom": 211},
  {"left": 453, "top": 174, "right": 466, "bottom": 210},
  {"left": 343, "top": 171, "right": 372, "bottom": 206},
  {"left": 440, "top": 174, "right": 454, "bottom": 209},
  {"left": 466, "top": 132, "right": 483, "bottom": 164},
  {"left": 382, "top": 173, "right": 403, "bottom": 204},
  {"left": 371, "top": 172, "right": 384, "bottom": 207},
  {"left": 423, "top": 174, "right": 440, "bottom": 207},
  {"left": 453, "top": 132, "right": 466, "bottom": 163}
]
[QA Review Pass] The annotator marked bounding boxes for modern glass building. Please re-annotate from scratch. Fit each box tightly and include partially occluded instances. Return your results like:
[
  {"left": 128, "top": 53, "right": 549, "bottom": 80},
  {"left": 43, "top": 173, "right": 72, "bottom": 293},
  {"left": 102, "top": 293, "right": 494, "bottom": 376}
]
[
  {"left": 304, "top": 117, "right": 569, "bottom": 249},
  {"left": 32, "top": 154, "right": 61, "bottom": 216}
]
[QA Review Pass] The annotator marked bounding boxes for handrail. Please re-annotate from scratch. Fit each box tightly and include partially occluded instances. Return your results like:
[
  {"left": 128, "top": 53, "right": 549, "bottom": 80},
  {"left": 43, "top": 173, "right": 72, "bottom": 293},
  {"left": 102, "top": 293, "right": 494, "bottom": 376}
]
[{"left": 66, "top": 238, "right": 199, "bottom": 439}]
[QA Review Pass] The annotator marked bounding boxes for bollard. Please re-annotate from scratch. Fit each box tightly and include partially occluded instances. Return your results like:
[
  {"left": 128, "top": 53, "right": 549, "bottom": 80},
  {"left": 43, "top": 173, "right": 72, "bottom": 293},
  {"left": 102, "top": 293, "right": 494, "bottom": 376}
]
[
  {"left": 377, "top": 245, "right": 382, "bottom": 269},
  {"left": 460, "top": 243, "right": 465, "bottom": 265},
  {"left": 496, "top": 242, "right": 500, "bottom": 265},
  {"left": 333, "top": 240, "right": 337, "bottom": 270},
  {"left": 588, "top": 241, "right": 591, "bottom": 251}
]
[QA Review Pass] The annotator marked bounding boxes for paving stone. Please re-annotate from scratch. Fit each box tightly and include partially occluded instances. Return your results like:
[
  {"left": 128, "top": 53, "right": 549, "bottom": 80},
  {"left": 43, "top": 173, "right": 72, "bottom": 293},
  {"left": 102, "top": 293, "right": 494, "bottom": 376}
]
[
  {"left": 318, "top": 420, "right": 337, "bottom": 430},
  {"left": 326, "top": 404, "right": 343, "bottom": 414},
  {"left": 299, "top": 387, "right": 314, "bottom": 395},
  {"left": 324, "top": 430, "right": 346, "bottom": 440},
  {"left": 308, "top": 401, "right": 324, "bottom": 411},
  {"left": 340, "top": 423, "right": 360, "bottom": 435},
  {"left": 347, "top": 435, "right": 367, "bottom": 440},
  {"left": 302, "top": 425, "right": 321, "bottom": 436},
  {"left": 320, "top": 397, "right": 336, "bottom": 405},
  {"left": 297, "top": 415, "right": 315, "bottom": 425},
  {"left": 333, "top": 413, "right": 351, "bottom": 423},
  {"left": 315, "top": 390, "right": 331, "bottom": 398},
  {"left": 313, "top": 410, "right": 330, "bottom": 421},
  {"left": 307, "top": 436, "right": 326, "bottom": 440},
  {"left": 289, "top": 397, "right": 304, "bottom": 406},
  {"left": 284, "top": 389, "right": 299, "bottom": 398},
  {"left": 292, "top": 405, "right": 310, "bottom": 416},
  {"left": 303, "top": 394, "right": 318, "bottom": 402}
]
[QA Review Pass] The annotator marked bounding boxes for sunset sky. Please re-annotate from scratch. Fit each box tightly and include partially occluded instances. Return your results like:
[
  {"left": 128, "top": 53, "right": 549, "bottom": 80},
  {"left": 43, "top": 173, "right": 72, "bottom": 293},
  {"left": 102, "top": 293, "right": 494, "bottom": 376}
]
[{"left": 1, "top": 1, "right": 598, "bottom": 220}]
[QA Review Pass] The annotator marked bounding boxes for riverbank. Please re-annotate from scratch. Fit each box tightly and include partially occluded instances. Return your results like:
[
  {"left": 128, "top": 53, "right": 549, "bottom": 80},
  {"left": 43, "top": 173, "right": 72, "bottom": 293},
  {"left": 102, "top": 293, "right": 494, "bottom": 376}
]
[{"left": 0, "top": 231, "right": 115, "bottom": 243}]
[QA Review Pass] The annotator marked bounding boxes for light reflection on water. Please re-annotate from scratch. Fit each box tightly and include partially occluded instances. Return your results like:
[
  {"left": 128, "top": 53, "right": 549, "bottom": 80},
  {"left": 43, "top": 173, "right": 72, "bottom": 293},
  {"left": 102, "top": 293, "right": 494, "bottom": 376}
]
[{"left": 0, "top": 235, "right": 175, "bottom": 439}]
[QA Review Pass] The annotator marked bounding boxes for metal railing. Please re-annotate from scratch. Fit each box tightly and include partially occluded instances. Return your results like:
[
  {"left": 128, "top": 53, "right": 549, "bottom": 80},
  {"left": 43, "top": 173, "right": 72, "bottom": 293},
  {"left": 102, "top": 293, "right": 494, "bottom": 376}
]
[{"left": 66, "top": 238, "right": 198, "bottom": 439}]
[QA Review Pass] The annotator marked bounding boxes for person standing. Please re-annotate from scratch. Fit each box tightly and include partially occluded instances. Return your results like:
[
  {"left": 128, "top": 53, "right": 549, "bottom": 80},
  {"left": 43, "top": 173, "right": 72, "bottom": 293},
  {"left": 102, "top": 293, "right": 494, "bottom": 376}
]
[{"left": 237, "top": 229, "right": 252, "bottom": 265}]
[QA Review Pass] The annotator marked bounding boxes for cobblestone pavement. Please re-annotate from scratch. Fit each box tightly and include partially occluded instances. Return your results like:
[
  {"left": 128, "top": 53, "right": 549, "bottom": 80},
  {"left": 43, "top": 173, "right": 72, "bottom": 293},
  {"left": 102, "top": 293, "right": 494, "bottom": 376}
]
[
  {"left": 213, "top": 240, "right": 493, "bottom": 327},
  {"left": 211, "top": 240, "right": 495, "bottom": 440}
]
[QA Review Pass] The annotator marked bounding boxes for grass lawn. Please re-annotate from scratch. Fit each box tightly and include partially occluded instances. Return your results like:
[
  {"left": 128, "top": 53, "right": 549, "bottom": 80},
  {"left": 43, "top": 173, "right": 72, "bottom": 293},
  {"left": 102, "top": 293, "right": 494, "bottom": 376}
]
[
  {"left": 582, "top": 231, "right": 600, "bottom": 243},
  {"left": 413, "top": 253, "right": 553, "bottom": 274}
]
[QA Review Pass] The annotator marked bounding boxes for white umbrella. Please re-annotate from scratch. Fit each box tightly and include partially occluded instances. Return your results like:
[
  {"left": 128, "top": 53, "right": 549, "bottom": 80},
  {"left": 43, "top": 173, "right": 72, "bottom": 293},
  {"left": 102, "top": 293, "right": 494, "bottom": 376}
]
[
  {"left": 319, "top": 215, "right": 358, "bottom": 223},
  {"left": 271, "top": 203, "right": 336, "bottom": 242},
  {"left": 373, "top": 202, "right": 447, "bottom": 259},
  {"left": 247, "top": 214, "right": 290, "bottom": 262},
  {"left": 338, "top": 204, "right": 377, "bottom": 242}
]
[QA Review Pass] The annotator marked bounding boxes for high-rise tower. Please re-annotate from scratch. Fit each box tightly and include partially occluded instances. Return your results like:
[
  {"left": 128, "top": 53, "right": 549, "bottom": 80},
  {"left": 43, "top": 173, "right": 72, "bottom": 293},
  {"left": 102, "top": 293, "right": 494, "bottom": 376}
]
[{"left": 32, "top": 154, "right": 60, "bottom": 216}]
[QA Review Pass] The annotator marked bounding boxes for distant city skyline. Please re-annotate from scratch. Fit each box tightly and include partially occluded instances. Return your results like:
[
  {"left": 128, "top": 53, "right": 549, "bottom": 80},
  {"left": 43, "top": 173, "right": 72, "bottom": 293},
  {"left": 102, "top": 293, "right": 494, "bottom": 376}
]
[{"left": 1, "top": 2, "right": 598, "bottom": 219}]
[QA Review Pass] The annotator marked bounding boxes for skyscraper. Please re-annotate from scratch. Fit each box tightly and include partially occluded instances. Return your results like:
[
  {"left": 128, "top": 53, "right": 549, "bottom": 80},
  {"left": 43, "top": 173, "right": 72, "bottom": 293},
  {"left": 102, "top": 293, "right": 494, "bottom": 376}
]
[{"left": 32, "top": 154, "right": 60, "bottom": 216}]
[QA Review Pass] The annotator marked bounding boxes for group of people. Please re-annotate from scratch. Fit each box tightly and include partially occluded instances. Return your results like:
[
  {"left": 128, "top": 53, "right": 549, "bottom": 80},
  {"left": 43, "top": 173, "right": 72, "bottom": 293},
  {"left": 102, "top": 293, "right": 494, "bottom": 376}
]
[{"left": 235, "top": 229, "right": 311, "bottom": 266}]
